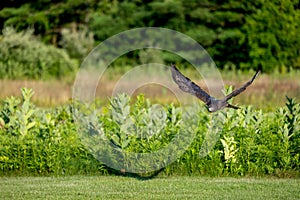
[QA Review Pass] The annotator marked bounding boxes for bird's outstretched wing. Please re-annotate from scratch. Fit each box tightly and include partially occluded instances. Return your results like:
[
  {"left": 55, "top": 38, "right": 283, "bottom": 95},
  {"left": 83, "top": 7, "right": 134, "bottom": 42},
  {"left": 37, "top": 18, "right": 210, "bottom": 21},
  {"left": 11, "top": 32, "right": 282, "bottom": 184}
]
[
  {"left": 170, "top": 64, "right": 211, "bottom": 104},
  {"left": 223, "top": 70, "right": 260, "bottom": 102}
]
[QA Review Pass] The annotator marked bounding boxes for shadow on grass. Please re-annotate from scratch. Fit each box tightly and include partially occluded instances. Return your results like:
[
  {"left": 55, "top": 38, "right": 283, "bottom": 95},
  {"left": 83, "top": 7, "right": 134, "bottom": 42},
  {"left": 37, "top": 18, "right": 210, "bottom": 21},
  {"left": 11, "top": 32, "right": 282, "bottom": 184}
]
[{"left": 108, "top": 167, "right": 165, "bottom": 181}]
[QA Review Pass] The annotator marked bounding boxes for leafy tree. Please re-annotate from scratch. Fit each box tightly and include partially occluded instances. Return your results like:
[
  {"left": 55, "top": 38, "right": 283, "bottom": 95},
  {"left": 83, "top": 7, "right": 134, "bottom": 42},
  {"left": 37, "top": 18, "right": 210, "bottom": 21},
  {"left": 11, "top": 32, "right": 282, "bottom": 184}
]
[
  {"left": 242, "top": 0, "right": 300, "bottom": 72},
  {"left": 1, "top": 0, "right": 300, "bottom": 72},
  {"left": 0, "top": 0, "right": 98, "bottom": 43}
]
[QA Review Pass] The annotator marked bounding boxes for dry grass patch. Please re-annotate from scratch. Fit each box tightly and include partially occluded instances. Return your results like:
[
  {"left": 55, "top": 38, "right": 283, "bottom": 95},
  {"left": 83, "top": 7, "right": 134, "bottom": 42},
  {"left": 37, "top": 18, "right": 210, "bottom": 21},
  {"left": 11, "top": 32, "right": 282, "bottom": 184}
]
[{"left": 0, "top": 72, "right": 299, "bottom": 109}]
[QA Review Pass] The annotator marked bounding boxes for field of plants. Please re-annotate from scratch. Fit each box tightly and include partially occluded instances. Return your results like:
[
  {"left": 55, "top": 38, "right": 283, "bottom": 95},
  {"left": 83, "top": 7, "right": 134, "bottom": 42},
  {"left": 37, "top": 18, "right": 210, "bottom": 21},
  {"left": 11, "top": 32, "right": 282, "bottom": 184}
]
[{"left": 0, "top": 88, "right": 299, "bottom": 177}]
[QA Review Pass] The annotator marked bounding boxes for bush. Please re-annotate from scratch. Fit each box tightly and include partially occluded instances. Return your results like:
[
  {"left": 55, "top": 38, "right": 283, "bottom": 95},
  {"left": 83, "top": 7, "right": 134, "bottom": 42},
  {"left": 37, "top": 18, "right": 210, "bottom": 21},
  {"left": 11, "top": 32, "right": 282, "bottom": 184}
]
[
  {"left": 0, "top": 27, "right": 77, "bottom": 80},
  {"left": 60, "top": 26, "right": 95, "bottom": 60}
]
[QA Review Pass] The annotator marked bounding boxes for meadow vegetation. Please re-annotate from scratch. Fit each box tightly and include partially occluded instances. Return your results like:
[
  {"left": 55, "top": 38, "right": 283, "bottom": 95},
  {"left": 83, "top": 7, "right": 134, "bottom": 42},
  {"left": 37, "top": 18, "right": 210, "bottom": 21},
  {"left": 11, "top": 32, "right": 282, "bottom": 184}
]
[
  {"left": 0, "top": 88, "right": 299, "bottom": 177},
  {"left": 0, "top": 60, "right": 299, "bottom": 109}
]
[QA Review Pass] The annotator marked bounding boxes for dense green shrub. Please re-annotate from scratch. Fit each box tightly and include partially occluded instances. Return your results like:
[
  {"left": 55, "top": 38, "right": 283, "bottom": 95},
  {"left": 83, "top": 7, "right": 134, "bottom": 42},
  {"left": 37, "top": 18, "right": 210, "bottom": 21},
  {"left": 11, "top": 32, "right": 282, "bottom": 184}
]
[
  {"left": 0, "top": 88, "right": 299, "bottom": 177},
  {"left": 0, "top": 27, "right": 77, "bottom": 80},
  {"left": 60, "top": 26, "right": 95, "bottom": 60}
]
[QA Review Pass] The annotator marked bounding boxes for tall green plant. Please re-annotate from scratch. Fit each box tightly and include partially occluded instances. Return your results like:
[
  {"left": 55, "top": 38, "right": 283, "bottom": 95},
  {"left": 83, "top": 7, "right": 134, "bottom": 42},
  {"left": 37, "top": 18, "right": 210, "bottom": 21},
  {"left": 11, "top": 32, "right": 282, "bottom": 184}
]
[
  {"left": 277, "top": 96, "right": 300, "bottom": 170},
  {"left": 0, "top": 88, "right": 105, "bottom": 175}
]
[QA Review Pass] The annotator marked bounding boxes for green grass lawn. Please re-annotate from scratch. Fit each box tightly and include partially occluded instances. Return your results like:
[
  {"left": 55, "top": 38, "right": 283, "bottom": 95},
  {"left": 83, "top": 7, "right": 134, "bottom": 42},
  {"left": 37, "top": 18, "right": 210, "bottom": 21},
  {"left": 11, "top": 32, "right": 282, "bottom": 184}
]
[{"left": 0, "top": 176, "right": 299, "bottom": 200}]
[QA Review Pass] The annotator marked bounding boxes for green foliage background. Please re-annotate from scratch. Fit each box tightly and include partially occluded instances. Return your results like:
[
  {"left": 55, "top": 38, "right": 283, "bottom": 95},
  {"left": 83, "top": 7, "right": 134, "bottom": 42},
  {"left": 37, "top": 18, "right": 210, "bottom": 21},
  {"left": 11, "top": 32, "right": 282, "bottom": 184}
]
[{"left": 1, "top": 0, "right": 300, "bottom": 74}]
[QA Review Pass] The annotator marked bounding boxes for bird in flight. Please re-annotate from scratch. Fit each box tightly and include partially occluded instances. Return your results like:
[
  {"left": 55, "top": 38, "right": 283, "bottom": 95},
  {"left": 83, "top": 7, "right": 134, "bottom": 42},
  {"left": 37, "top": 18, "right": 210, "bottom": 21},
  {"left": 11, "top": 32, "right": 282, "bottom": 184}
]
[{"left": 170, "top": 64, "right": 260, "bottom": 112}]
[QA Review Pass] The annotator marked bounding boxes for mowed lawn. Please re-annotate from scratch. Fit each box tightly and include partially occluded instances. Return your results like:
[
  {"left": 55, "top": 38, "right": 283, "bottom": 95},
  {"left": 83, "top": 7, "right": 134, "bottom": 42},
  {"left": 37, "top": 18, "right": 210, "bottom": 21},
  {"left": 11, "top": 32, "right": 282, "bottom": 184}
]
[{"left": 0, "top": 176, "right": 299, "bottom": 200}]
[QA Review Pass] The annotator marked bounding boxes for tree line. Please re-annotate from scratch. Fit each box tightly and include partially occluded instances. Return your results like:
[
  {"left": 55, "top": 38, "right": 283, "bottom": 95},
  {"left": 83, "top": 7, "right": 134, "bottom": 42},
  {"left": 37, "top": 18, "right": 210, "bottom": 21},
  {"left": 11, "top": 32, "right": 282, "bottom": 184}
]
[{"left": 1, "top": 0, "right": 300, "bottom": 73}]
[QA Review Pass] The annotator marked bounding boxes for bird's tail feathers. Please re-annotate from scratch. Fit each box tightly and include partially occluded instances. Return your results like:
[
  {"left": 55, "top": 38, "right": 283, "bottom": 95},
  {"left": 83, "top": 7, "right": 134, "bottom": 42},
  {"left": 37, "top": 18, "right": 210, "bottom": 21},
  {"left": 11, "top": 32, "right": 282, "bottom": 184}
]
[{"left": 227, "top": 104, "right": 239, "bottom": 110}]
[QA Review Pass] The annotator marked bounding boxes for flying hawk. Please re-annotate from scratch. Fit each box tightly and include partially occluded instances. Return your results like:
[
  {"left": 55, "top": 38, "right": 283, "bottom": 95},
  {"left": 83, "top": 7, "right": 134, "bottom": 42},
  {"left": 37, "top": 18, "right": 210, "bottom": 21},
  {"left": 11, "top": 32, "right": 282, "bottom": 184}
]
[{"left": 170, "top": 64, "right": 260, "bottom": 112}]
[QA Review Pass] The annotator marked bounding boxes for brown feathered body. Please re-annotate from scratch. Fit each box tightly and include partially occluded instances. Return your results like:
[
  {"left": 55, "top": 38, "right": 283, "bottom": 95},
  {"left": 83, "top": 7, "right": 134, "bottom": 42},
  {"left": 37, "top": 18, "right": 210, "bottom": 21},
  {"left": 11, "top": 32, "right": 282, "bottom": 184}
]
[{"left": 170, "top": 64, "right": 260, "bottom": 112}]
